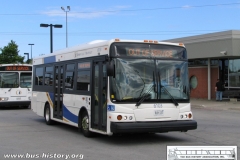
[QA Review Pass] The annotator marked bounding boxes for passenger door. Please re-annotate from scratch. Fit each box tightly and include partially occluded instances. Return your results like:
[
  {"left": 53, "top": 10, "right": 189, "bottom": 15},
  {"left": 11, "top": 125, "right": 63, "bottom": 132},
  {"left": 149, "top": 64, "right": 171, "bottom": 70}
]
[
  {"left": 91, "top": 60, "right": 107, "bottom": 132},
  {"left": 53, "top": 65, "right": 64, "bottom": 120}
]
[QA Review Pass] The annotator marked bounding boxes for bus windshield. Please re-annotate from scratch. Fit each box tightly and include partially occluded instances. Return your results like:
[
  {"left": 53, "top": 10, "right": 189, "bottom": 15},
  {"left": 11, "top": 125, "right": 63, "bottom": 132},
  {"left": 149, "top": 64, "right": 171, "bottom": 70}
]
[
  {"left": 0, "top": 72, "right": 32, "bottom": 88},
  {"left": 110, "top": 58, "right": 190, "bottom": 103},
  {"left": 20, "top": 73, "right": 32, "bottom": 88},
  {"left": 0, "top": 72, "right": 19, "bottom": 88}
]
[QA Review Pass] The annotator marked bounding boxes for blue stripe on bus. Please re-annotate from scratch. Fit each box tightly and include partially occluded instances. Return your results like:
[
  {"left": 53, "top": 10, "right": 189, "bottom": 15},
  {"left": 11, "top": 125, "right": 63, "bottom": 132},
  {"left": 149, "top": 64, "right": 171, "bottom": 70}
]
[
  {"left": 63, "top": 104, "right": 78, "bottom": 124},
  {"left": 48, "top": 92, "right": 54, "bottom": 102},
  {"left": 47, "top": 92, "right": 78, "bottom": 123},
  {"left": 44, "top": 56, "right": 56, "bottom": 64}
]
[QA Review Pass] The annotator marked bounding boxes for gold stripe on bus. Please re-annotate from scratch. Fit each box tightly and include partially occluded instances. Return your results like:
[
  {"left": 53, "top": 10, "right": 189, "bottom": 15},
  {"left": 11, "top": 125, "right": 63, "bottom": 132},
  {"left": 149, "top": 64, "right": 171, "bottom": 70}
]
[
  {"left": 46, "top": 92, "right": 53, "bottom": 108},
  {"left": 63, "top": 117, "right": 69, "bottom": 122}
]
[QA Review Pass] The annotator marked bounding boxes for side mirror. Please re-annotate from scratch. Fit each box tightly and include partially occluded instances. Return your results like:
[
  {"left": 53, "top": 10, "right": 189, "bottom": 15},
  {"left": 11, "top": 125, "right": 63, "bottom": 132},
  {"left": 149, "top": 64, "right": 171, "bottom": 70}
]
[{"left": 107, "top": 61, "right": 114, "bottom": 77}]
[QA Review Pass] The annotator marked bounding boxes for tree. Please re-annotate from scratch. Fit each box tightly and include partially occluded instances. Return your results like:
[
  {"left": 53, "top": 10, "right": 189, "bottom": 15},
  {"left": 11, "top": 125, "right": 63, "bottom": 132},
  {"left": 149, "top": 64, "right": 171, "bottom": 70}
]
[
  {"left": 0, "top": 40, "right": 24, "bottom": 64},
  {"left": 26, "top": 59, "right": 32, "bottom": 64}
]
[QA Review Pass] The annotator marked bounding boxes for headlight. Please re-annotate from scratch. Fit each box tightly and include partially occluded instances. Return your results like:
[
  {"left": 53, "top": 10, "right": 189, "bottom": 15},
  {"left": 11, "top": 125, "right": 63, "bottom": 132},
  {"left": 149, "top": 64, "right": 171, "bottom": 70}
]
[{"left": 0, "top": 97, "right": 9, "bottom": 101}]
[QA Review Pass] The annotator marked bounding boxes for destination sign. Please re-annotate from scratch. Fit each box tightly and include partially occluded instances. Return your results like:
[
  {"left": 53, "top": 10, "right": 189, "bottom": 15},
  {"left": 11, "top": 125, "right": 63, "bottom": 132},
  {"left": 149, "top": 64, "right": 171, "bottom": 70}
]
[
  {"left": 0, "top": 66, "right": 32, "bottom": 71},
  {"left": 110, "top": 43, "right": 186, "bottom": 59},
  {"left": 78, "top": 62, "right": 91, "bottom": 69},
  {"left": 127, "top": 48, "right": 176, "bottom": 58}
]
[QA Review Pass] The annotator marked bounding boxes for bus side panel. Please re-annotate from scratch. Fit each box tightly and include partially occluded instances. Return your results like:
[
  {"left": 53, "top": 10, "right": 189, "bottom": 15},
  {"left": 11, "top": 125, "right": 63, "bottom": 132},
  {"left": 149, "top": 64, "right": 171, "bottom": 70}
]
[
  {"left": 31, "top": 91, "right": 47, "bottom": 117},
  {"left": 62, "top": 93, "right": 78, "bottom": 126},
  {"left": 62, "top": 105, "right": 79, "bottom": 126},
  {"left": 31, "top": 91, "right": 38, "bottom": 113},
  {"left": 63, "top": 94, "right": 91, "bottom": 126},
  {"left": 37, "top": 101, "right": 45, "bottom": 117}
]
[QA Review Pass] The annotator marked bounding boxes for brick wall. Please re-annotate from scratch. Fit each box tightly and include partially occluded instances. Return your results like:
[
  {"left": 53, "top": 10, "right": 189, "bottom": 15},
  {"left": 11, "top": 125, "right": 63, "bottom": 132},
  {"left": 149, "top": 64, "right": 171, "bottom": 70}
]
[{"left": 189, "top": 66, "right": 218, "bottom": 99}]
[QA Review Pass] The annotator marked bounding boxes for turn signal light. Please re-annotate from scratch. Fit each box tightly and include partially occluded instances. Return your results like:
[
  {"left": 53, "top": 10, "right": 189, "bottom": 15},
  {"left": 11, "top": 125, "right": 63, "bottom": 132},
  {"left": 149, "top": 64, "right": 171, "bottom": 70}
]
[
  {"left": 117, "top": 115, "right": 122, "bottom": 120},
  {"left": 188, "top": 113, "right": 192, "bottom": 119},
  {"left": 179, "top": 43, "right": 184, "bottom": 46}
]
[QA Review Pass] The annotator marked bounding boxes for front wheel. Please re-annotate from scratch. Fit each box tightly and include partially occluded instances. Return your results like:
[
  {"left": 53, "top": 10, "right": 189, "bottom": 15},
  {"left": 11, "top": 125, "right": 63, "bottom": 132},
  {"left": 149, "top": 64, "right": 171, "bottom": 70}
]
[
  {"left": 44, "top": 104, "right": 54, "bottom": 125},
  {"left": 81, "top": 111, "right": 93, "bottom": 137}
]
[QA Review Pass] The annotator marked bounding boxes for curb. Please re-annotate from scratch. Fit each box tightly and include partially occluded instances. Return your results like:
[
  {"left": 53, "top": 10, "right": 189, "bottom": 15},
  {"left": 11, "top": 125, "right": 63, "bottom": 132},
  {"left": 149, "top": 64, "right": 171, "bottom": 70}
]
[
  {"left": 228, "top": 107, "right": 240, "bottom": 111},
  {"left": 191, "top": 103, "right": 240, "bottom": 111},
  {"left": 191, "top": 105, "right": 205, "bottom": 108}
]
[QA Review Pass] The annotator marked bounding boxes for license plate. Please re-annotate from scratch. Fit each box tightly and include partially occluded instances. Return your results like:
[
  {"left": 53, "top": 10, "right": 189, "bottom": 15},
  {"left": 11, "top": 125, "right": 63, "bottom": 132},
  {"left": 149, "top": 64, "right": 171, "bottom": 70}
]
[
  {"left": 16, "top": 97, "right": 21, "bottom": 100},
  {"left": 154, "top": 110, "right": 164, "bottom": 116}
]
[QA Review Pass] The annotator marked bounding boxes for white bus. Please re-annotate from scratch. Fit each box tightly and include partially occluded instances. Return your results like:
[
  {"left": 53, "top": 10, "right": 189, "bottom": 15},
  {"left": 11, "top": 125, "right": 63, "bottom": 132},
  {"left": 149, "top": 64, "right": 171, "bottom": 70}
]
[
  {"left": 0, "top": 64, "right": 32, "bottom": 108},
  {"left": 31, "top": 39, "right": 197, "bottom": 137}
]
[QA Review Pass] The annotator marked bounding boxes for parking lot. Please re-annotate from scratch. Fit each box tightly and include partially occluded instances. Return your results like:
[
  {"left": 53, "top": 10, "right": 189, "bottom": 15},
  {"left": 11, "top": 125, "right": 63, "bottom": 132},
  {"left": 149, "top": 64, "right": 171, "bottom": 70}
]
[{"left": 0, "top": 107, "right": 239, "bottom": 160}]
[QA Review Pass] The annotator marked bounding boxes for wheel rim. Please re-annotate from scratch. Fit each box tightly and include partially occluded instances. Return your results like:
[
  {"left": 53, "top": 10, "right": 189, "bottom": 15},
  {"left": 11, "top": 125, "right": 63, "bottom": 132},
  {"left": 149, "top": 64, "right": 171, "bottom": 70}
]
[
  {"left": 45, "top": 107, "right": 50, "bottom": 122},
  {"left": 82, "top": 116, "right": 89, "bottom": 131}
]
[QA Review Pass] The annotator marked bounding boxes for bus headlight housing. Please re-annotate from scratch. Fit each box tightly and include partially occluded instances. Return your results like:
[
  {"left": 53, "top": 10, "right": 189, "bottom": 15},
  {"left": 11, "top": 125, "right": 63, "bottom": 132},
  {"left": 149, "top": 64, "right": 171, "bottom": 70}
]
[
  {"left": 179, "top": 112, "right": 193, "bottom": 120},
  {"left": 0, "top": 97, "right": 9, "bottom": 101},
  {"left": 113, "top": 114, "right": 135, "bottom": 121},
  {"left": 117, "top": 115, "right": 122, "bottom": 120}
]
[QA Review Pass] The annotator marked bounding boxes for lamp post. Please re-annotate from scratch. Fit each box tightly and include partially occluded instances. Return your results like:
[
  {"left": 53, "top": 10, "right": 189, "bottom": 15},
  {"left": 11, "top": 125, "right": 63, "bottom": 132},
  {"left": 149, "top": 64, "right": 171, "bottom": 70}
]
[
  {"left": 40, "top": 23, "right": 62, "bottom": 53},
  {"left": 28, "top": 44, "right": 34, "bottom": 59},
  {"left": 61, "top": 6, "right": 70, "bottom": 48}
]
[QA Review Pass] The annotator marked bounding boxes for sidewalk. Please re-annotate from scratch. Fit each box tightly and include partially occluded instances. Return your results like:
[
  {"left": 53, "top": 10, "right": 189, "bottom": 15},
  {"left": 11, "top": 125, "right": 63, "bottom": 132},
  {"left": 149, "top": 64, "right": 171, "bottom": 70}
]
[{"left": 190, "top": 98, "right": 240, "bottom": 111}]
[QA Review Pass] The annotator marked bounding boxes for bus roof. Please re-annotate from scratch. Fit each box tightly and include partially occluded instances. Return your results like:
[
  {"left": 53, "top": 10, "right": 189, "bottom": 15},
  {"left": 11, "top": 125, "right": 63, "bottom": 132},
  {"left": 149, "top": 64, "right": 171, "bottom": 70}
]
[
  {"left": 33, "top": 39, "right": 185, "bottom": 65},
  {"left": 0, "top": 64, "right": 32, "bottom": 67}
]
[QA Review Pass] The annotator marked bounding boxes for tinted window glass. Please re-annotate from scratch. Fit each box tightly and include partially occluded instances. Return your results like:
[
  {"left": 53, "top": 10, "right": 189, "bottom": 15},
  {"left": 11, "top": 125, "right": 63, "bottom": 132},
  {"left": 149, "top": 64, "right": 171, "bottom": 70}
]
[
  {"left": 44, "top": 73, "right": 53, "bottom": 86},
  {"left": 66, "top": 64, "right": 75, "bottom": 70},
  {"left": 20, "top": 73, "right": 32, "bottom": 88},
  {"left": 77, "top": 71, "right": 90, "bottom": 91},
  {"left": 45, "top": 66, "right": 53, "bottom": 72},
  {"left": 35, "top": 67, "right": 43, "bottom": 85},
  {"left": 65, "top": 71, "right": 74, "bottom": 90}
]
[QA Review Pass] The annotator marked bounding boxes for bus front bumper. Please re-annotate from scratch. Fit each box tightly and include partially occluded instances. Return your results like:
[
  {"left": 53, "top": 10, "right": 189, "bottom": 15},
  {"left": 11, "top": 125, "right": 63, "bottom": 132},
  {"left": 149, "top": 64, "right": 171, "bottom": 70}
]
[
  {"left": 0, "top": 101, "right": 30, "bottom": 107},
  {"left": 110, "top": 120, "right": 197, "bottom": 133}
]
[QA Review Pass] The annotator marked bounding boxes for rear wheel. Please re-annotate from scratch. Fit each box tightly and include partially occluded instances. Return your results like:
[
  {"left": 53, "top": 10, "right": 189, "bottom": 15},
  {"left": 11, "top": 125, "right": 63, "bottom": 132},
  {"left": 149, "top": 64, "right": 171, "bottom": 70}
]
[
  {"left": 44, "top": 104, "right": 54, "bottom": 125},
  {"left": 81, "top": 111, "right": 93, "bottom": 137}
]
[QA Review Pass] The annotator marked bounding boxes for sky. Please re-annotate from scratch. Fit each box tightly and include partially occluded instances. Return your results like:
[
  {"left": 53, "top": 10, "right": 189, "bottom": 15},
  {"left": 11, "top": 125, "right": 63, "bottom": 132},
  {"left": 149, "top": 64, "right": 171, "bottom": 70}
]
[{"left": 1, "top": 0, "right": 240, "bottom": 61}]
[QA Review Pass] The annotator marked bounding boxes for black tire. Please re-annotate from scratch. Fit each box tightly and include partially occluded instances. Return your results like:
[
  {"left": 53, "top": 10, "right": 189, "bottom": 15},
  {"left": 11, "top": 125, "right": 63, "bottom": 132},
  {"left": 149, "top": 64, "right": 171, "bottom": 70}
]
[
  {"left": 44, "top": 104, "right": 54, "bottom": 125},
  {"left": 81, "top": 111, "right": 93, "bottom": 137}
]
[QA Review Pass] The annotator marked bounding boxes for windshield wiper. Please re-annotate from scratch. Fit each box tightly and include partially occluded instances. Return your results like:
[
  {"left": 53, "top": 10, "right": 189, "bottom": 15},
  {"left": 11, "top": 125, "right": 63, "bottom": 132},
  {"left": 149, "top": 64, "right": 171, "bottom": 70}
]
[
  {"left": 161, "top": 85, "right": 179, "bottom": 106},
  {"left": 158, "top": 71, "right": 178, "bottom": 107},
  {"left": 136, "top": 71, "right": 155, "bottom": 107},
  {"left": 135, "top": 84, "right": 154, "bottom": 107}
]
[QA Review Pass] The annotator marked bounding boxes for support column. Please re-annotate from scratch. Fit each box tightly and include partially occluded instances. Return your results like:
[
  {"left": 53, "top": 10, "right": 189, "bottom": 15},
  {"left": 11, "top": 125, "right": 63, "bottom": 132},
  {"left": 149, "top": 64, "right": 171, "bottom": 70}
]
[{"left": 208, "top": 58, "right": 211, "bottom": 100}]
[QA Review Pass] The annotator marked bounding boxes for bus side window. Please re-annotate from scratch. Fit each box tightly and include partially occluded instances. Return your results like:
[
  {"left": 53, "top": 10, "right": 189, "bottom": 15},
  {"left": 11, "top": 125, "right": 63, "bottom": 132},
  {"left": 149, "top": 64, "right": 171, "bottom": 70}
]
[
  {"left": 65, "top": 64, "right": 75, "bottom": 90},
  {"left": 77, "top": 70, "right": 90, "bottom": 91},
  {"left": 44, "top": 66, "right": 53, "bottom": 86},
  {"left": 65, "top": 71, "right": 74, "bottom": 90},
  {"left": 35, "top": 67, "right": 43, "bottom": 85}
]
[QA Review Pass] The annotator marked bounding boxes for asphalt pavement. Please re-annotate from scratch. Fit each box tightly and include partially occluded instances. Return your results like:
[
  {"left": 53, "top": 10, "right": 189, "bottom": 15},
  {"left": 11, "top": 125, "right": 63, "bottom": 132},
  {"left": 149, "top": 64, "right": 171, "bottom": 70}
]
[{"left": 190, "top": 98, "right": 240, "bottom": 111}]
